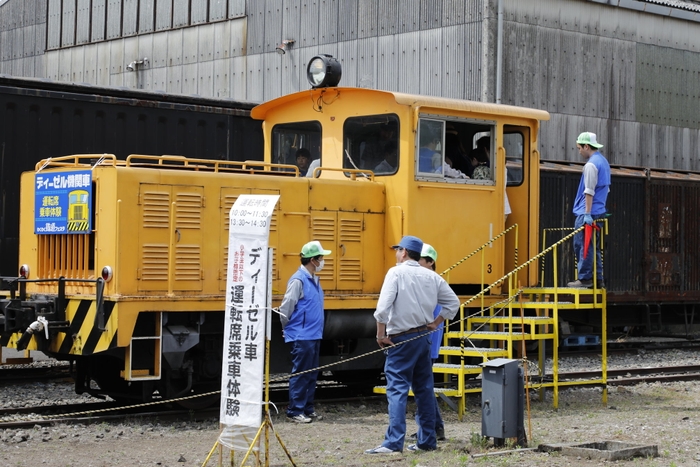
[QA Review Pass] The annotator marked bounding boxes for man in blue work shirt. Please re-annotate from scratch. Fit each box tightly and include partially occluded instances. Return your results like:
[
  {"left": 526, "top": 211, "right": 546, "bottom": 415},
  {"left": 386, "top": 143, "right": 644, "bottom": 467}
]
[
  {"left": 279, "top": 240, "right": 331, "bottom": 423},
  {"left": 365, "top": 235, "right": 460, "bottom": 454},
  {"left": 568, "top": 132, "right": 611, "bottom": 288}
]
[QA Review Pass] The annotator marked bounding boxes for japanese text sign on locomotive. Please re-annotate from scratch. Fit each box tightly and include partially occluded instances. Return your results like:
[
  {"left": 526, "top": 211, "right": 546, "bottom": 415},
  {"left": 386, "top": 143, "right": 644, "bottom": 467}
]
[
  {"left": 34, "top": 170, "right": 92, "bottom": 234},
  {"left": 219, "top": 194, "right": 279, "bottom": 450}
]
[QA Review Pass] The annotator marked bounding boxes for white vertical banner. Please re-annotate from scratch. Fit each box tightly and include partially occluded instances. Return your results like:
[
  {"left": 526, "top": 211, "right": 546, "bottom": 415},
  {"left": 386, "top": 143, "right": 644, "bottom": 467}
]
[{"left": 219, "top": 194, "right": 279, "bottom": 451}]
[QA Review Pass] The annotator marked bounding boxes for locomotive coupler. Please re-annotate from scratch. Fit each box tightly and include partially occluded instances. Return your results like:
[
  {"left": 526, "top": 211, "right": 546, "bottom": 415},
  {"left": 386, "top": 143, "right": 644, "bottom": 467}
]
[{"left": 16, "top": 316, "right": 49, "bottom": 350}]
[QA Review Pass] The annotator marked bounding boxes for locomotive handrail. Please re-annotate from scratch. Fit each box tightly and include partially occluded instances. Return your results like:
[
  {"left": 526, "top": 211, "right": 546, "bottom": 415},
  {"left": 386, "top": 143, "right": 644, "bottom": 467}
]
[
  {"left": 125, "top": 154, "right": 301, "bottom": 175},
  {"left": 34, "top": 154, "right": 118, "bottom": 171},
  {"left": 310, "top": 166, "right": 376, "bottom": 181}
]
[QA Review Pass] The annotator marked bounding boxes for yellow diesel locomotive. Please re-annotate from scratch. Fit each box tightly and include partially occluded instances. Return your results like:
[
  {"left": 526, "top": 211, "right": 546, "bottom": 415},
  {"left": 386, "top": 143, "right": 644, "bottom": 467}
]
[{"left": 0, "top": 56, "right": 549, "bottom": 403}]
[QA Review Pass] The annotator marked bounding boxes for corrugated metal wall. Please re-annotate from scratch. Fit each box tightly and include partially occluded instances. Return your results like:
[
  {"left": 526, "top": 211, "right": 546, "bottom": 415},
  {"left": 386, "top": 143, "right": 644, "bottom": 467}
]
[{"left": 1, "top": 0, "right": 699, "bottom": 171}]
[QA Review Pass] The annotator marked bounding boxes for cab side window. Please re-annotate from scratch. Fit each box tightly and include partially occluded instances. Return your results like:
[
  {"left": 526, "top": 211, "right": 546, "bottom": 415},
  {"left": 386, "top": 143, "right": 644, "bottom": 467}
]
[
  {"left": 343, "top": 115, "right": 399, "bottom": 175},
  {"left": 271, "top": 121, "right": 322, "bottom": 175}
]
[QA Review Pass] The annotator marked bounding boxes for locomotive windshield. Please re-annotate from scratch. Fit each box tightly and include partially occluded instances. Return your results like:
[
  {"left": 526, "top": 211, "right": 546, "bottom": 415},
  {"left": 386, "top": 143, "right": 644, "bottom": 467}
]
[{"left": 342, "top": 114, "right": 400, "bottom": 175}]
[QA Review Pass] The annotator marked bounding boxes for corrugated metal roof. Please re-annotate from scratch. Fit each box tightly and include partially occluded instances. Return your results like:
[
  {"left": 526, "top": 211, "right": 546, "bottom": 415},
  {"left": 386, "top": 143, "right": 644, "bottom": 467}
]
[{"left": 646, "top": 0, "right": 700, "bottom": 12}]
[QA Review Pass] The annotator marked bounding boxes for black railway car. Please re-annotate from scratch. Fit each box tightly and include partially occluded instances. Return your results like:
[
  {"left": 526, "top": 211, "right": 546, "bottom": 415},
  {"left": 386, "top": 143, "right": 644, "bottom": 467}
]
[
  {"left": 0, "top": 76, "right": 263, "bottom": 276},
  {"left": 540, "top": 161, "right": 700, "bottom": 336}
]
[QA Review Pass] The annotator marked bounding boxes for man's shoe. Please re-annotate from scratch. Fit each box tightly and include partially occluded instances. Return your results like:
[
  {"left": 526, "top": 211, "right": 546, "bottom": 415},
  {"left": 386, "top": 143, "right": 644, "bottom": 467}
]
[
  {"left": 567, "top": 279, "right": 593, "bottom": 288},
  {"left": 436, "top": 426, "right": 446, "bottom": 441},
  {"left": 305, "top": 412, "right": 322, "bottom": 421},
  {"left": 408, "top": 432, "right": 417, "bottom": 439},
  {"left": 408, "top": 443, "right": 435, "bottom": 452},
  {"left": 365, "top": 445, "right": 399, "bottom": 454},
  {"left": 287, "top": 414, "right": 312, "bottom": 423}
]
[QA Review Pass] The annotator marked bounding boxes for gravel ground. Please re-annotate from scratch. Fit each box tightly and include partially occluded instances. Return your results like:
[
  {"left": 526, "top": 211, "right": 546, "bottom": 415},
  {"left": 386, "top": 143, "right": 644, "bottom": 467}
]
[{"left": 2, "top": 348, "right": 700, "bottom": 466}]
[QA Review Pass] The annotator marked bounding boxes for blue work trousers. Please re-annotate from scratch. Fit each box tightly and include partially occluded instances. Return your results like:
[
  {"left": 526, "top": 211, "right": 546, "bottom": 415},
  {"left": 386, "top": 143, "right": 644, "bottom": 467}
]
[
  {"left": 574, "top": 214, "right": 604, "bottom": 282},
  {"left": 286, "top": 339, "right": 320, "bottom": 417},
  {"left": 381, "top": 332, "right": 436, "bottom": 451}
]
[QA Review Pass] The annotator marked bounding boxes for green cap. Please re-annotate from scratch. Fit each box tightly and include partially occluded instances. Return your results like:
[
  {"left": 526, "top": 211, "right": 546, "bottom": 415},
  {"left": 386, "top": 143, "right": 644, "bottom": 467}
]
[
  {"left": 300, "top": 241, "right": 331, "bottom": 258},
  {"left": 421, "top": 243, "right": 438, "bottom": 262},
  {"left": 576, "top": 132, "right": 603, "bottom": 149}
]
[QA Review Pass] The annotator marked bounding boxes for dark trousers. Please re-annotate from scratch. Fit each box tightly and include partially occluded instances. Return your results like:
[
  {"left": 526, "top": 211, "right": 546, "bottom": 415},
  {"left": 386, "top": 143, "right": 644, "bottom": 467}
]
[{"left": 286, "top": 339, "right": 321, "bottom": 417}]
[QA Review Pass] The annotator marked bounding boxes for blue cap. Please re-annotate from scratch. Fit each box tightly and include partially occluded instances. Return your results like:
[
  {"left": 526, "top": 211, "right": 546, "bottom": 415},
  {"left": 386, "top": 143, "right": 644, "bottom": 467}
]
[{"left": 391, "top": 235, "right": 423, "bottom": 254}]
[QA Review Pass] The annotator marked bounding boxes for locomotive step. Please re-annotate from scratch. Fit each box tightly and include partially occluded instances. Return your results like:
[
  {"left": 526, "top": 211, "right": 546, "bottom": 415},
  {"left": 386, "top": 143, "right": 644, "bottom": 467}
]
[
  {"left": 466, "top": 316, "right": 555, "bottom": 325},
  {"left": 438, "top": 345, "right": 508, "bottom": 359},
  {"left": 521, "top": 287, "right": 605, "bottom": 294},
  {"left": 513, "top": 300, "right": 605, "bottom": 310}
]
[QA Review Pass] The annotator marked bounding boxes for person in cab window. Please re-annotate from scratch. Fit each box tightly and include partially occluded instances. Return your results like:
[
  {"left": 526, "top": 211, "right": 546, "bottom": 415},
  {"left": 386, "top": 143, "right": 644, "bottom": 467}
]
[
  {"left": 442, "top": 155, "right": 469, "bottom": 179},
  {"left": 306, "top": 157, "right": 321, "bottom": 178},
  {"left": 445, "top": 131, "right": 473, "bottom": 178},
  {"left": 362, "top": 123, "right": 397, "bottom": 169},
  {"left": 374, "top": 141, "right": 398, "bottom": 174},
  {"left": 418, "top": 129, "right": 441, "bottom": 173},
  {"left": 471, "top": 137, "right": 491, "bottom": 179},
  {"left": 295, "top": 148, "right": 312, "bottom": 176}
]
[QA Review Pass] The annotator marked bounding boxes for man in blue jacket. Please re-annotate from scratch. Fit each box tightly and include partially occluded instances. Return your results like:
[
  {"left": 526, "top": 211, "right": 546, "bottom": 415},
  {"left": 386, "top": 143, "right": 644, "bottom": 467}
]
[
  {"left": 279, "top": 240, "right": 331, "bottom": 423},
  {"left": 568, "top": 132, "right": 611, "bottom": 288}
]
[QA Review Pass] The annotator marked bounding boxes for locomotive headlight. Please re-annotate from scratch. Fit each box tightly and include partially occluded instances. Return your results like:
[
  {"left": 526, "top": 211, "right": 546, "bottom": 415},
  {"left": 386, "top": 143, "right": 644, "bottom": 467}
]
[
  {"left": 101, "top": 266, "right": 113, "bottom": 282},
  {"left": 19, "top": 264, "right": 29, "bottom": 278},
  {"left": 306, "top": 54, "right": 342, "bottom": 88}
]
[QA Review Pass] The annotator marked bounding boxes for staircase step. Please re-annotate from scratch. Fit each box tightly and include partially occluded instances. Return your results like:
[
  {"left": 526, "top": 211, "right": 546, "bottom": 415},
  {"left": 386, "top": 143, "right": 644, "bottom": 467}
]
[
  {"left": 467, "top": 316, "right": 555, "bottom": 325},
  {"left": 431, "top": 363, "right": 481, "bottom": 375},
  {"left": 439, "top": 345, "right": 508, "bottom": 358},
  {"left": 444, "top": 330, "right": 546, "bottom": 340}
]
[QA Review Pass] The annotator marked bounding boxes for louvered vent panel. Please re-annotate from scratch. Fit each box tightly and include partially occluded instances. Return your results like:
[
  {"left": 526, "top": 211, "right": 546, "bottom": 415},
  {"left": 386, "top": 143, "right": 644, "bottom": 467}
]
[
  {"left": 176, "top": 193, "right": 202, "bottom": 229},
  {"left": 142, "top": 191, "right": 170, "bottom": 228},
  {"left": 175, "top": 244, "right": 201, "bottom": 280},
  {"left": 339, "top": 258, "right": 361, "bottom": 281},
  {"left": 270, "top": 210, "right": 278, "bottom": 232},
  {"left": 141, "top": 244, "right": 169, "bottom": 280},
  {"left": 222, "top": 195, "right": 239, "bottom": 276},
  {"left": 316, "top": 258, "right": 334, "bottom": 282},
  {"left": 339, "top": 218, "right": 362, "bottom": 242},
  {"left": 312, "top": 216, "right": 336, "bottom": 242},
  {"left": 37, "top": 234, "right": 91, "bottom": 279}
]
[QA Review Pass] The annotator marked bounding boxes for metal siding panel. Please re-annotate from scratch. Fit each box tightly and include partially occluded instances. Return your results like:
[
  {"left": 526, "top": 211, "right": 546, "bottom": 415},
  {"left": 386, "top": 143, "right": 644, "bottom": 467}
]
[
  {"left": 23, "top": 0, "right": 37, "bottom": 28},
  {"left": 420, "top": 0, "right": 442, "bottom": 30},
  {"left": 167, "top": 63, "right": 183, "bottom": 93},
  {"left": 109, "top": 38, "right": 124, "bottom": 77},
  {"left": 214, "top": 57, "right": 231, "bottom": 97},
  {"left": 337, "top": 41, "right": 357, "bottom": 87},
  {"left": 377, "top": 0, "right": 398, "bottom": 36},
  {"left": 152, "top": 65, "right": 167, "bottom": 90},
  {"left": 173, "top": 0, "right": 190, "bottom": 28},
  {"left": 199, "top": 23, "right": 215, "bottom": 62},
  {"left": 123, "top": 35, "right": 138, "bottom": 76},
  {"left": 398, "top": 0, "right": 419, "bottom": 33},
  {"left": 92, "top": 0, "right": 106, "bottom": 42},
  {"left": 357, "top": 37, "right": 377, "bottom": 89},
  {"left": 441, "top": 24, "right": 464, "bottom": 99},
  {"left": 138, "top": 33, "right": 154, "bottom": 68},
  {"left": 84, "top": 42, "right": 97, "bottom": 83},
  {"left": 76, "top": 0, "right": 91, "bottom": 44},
  {"left": 231, "top": 55, "right": 247, "bottom": 101},
  {"left": 319, "top": 0, "right": 338, "bottom": 44},
  {"left": 96, "top": 41, "right": 110, "bottom": 85},
  {"left": 47, "top": 0, "right": 61, "bottom": 50},
  {"left": 358, "top": 0, "right": 378, "bottom": 39},
  {"left": 58, "top": 48, "right": 72, "bottom": 81},
  {"left": 198, "top": 60, "right": 214, "bottom": 97},
  {"left": 139, "top": 0, "right": 155, "bottom": 33},
  {"left": 23, "top": 56, "right": 36, "bottom": 76},
  {"left": 34, "top": 18, "right": 46, "bottom": 54},
  {"left": 264, "top": 1, "right": 283, "bottom": 52},
  {"left": 1, "top": 31, "right": 12, "bottom": 61},
  {"left": 229, "top": 0, "right": 245, "bottom": 19},
  {"left": 46, "top": 49, "right": 59, "bottom": 80},
  {"left": 107, "top": 0, "right": 123, "bottom": 40},
  {"left": 247, "top": 1, "right": 264, "bottom": 54},
  {"left": 182, "top": 27, "right": 198, "bottom": 64},
  {"left": 213, "top": 20, "right": 231, "bottom": 60},
  {"left": 182, "top": 63, "right": 198, "bottom": 95},
  {"left": 12, "top": 27, "right": 22, "bottom": 60},
  {"left": 376, "top": 34, "right": 397, "bottom": 90},
  {"left": 246, "top": 53, "right": 264, "bottom": 102},
  {"left": 123, "top": 0, "right": 138, "bottom": 36},
  {"left": 282, "top": 0, "right": 302, "bottom": 46},
  {"left": 156, "top": 0, "right": 173, "bottom": 31},
  {"left": 464, "top": 21, "right": 481, "bottom": 100},
  {"left": 419, "top": 29, "right": 442, "bottom": 97},
  {"left": 152, "top": 30, "right": 168, "bottom": 67},
  {"left": 167, "top": 28, "right": 183, "bottom": 66},
  {"left": 263, "top": 53, "right": 281, "bottom": 101},
  {"left": 230, "top": 14, "right": 246, "bottom": 57},
  {"left": 281, "top": 46, "right": 302, "bottom": 95},
  {"left": 70, "top": 44, "right": 84, "bottom": 82},
  {"left": 338, "top": 0, "right": 358, "bottom": 42},
  {"left": 23, "top": 26, "right": 36, "bottom": 58},
  {"left": 442, "top": 0, "right": 465, "bottom": 26},
  {"left": 210, "top": 0, "right": 227, "bottom": 22},
  {"left": 299, "top": 0, "right": 319, "bottom": 48},
  {"left": 191, "top": 0, "right": 208, "bottom": 25},
  {"left": 397, "top": 31, "right": 419, "bottom": 93},
  {"left": 37, "top": 0, "right": 49, "bottom": 24}
]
